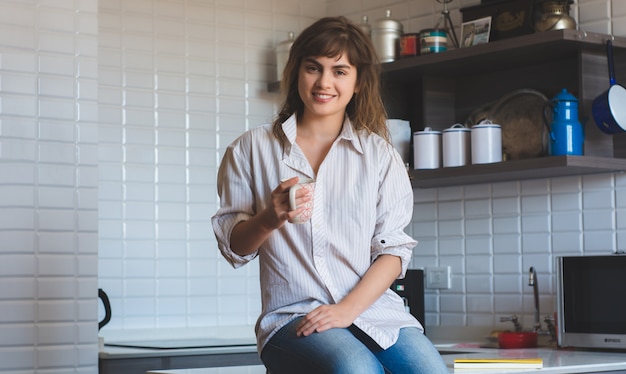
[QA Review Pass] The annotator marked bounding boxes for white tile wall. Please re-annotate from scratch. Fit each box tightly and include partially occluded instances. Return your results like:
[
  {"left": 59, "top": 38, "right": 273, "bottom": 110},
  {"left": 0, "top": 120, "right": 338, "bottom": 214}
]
[
  {"left": 0, "top": 0, "right": 623, "bottom": 370},
  {"left": 0, "top": 0, "right": 99, "bottom": 372}
]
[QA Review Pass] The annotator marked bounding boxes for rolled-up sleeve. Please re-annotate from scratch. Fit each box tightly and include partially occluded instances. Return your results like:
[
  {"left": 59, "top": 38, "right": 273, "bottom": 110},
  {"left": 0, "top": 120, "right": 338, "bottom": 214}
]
[
  {"left": 211, "top": 135, "right": 258, "bottom": 268},
  {"left": 371, "top": 148, "right": 417, "bottom": 277}
]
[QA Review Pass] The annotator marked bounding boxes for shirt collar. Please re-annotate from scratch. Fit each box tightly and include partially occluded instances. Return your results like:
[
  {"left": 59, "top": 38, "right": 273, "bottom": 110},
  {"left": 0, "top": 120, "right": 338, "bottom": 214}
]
[{"left": 281, "top": 113, "right": 364, "bottom": 155}]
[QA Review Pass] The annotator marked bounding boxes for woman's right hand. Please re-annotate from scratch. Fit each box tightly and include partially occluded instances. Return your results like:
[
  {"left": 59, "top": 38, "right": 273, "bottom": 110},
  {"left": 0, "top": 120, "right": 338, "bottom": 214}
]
[
  {"left": 230, "top": 176, "right": 310, "bottom": 256},
  {"left": 265, "top": 176, "right": 310, "bottom": 229}
]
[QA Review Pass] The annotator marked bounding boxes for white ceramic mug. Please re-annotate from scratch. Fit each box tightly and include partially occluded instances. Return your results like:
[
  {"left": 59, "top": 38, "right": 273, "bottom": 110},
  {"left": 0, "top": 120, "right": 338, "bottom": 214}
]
[
  {"left": 413, "top": 127, "right": 442, "bottom": 169},
  {"left": 443, "top": 124, "right": 471, "bottom": 167},
  {"left": 471, "top": 121, "right": 502, "bottom": 164},
  {"left": 288, "top": 177, "right": 315, "bottom": 224}
]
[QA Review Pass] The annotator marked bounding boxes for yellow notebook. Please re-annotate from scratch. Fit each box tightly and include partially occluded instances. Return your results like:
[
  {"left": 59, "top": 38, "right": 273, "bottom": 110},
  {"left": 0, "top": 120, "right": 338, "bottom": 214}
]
[{"left": 454, "top": 358, "right": 543, "bottom": 369}]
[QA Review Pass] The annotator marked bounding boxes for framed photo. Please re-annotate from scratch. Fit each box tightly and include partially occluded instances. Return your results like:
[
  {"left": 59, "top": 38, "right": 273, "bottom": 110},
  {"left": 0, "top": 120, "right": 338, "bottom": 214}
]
[{"left": 461, "top": 16, "right": 492, "bottom": 48}]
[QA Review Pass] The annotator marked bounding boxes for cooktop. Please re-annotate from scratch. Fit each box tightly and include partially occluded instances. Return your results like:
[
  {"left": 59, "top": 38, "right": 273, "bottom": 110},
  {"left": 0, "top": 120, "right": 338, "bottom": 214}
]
[{"left": 106, "top": 337, "right": 256, "bottom": 350}]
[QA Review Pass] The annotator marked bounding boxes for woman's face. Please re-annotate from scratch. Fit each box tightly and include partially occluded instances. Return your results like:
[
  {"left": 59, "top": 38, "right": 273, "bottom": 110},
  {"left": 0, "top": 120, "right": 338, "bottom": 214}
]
[{"left": 297, "top": 53, "right": 358, "bottom": 122}]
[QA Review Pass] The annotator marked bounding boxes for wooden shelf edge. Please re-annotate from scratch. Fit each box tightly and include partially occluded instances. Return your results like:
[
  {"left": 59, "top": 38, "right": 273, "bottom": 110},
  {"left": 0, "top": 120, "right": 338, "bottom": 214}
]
[{"left": 410, "top": 156, "right": 626, "bottom": 188}]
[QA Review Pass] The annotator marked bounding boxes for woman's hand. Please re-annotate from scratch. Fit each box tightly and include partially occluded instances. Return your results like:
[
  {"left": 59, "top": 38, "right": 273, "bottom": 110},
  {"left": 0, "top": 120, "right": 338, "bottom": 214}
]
[
  {"left": 230, "top": 176, "right": 311, "bottom": 256},
  {"left": 264, "top": 176, "right": 311, "bottom": 230},
  {"left": 296, "top": 303, "right": 356, "bottom": 337}
]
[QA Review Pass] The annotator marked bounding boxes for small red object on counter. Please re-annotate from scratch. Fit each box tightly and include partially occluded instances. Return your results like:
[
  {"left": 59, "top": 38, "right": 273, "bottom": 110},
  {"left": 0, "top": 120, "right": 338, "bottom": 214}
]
[{"left": 498, "top": 331, "right": 538, "bottom": 349}]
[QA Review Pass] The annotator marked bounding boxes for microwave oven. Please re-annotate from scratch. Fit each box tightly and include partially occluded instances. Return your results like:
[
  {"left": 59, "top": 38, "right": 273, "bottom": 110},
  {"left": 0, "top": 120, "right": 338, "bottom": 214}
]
[{"left": 556, "top": 254, "right": 626, "bottom": 350}]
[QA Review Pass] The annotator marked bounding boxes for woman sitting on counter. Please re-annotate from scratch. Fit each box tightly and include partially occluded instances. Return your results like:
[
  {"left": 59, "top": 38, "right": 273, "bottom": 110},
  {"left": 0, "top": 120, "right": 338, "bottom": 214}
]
[{"left": 212, "top": 16, "right": 447, "bottom": 374}]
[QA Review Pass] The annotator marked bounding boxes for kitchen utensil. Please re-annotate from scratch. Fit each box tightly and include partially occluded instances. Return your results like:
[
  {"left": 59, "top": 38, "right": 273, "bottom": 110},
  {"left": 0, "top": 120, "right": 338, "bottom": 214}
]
[
  {"left": 498, "top": 331, "right": 538, "bottom": 349},
  {"left": 471, "top": 120, "right": 502, "bottom": 164},
  {"left": 413, "top": 127, "right": 442, "bottom": 169},
  {"left": 443, "top": 124, "right": 471, "bottom": 167},
  {"left": 592, "top": 39, "right": 626, "bottom": 134},
  {"left": 371, "top": 10, "right": 403, "bottom": 63},
  {"left": 534, "top": 0, "right": 576, "bottom": 32},
  {"left": 358, "top": 15, "right": 371, "bottom": 38},
  {"left": 99, "top": 288, "right": 112, "bottom": 330},
  {"left": 466, "top": 89, "right": 550, "bottom": 160},
  {"left": 548, "top": 89, "right": 584, "bottom": 155}
]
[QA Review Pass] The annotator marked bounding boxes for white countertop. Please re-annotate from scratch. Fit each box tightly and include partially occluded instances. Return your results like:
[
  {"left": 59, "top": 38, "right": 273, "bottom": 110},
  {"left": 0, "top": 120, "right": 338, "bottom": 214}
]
[
  {"left": 99, "top": 326, "right": 258, "bottom": 359},
  {"left": 100, "top": 326, "right": 626, "bottom": 373},
  {"left": 145, "top": 348, "right": 626, "bottom": 374}
]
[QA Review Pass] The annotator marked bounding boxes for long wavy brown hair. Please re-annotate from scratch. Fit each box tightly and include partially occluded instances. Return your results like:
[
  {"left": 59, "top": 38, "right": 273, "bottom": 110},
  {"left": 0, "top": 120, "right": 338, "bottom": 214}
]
[{"left": 272, "top": 16, "right": 389, "bottom": 150}]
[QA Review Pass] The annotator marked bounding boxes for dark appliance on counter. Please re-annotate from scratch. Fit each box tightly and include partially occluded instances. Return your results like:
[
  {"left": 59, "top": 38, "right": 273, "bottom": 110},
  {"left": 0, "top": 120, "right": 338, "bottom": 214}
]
[
  {"left": 556, "top": 254, "right": 626, "bottom": 350},
  {"left": 391, "top": 269, "right": 426, "bottom": 329}
]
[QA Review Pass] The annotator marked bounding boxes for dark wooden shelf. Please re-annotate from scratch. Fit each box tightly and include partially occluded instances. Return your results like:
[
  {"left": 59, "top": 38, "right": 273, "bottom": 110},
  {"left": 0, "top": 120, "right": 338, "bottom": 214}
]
[
  {"left": 381, "top": 29, "right": 626, "bottom": 81},
  {"left": 410, "top": 156, "right": 626, "bottom": 188}
]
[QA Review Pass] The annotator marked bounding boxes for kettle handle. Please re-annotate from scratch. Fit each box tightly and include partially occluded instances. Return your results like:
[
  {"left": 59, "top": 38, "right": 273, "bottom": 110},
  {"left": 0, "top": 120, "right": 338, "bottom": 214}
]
[{"left": 98, "top": 289, "right": 112, "bottom": 331}]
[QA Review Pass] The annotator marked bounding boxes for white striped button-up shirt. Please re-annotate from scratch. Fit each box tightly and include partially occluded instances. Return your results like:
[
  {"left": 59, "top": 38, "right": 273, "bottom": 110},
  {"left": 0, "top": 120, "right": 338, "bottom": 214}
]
[{"left": 212, "top": 114, "right": 421, "bottom": 352}]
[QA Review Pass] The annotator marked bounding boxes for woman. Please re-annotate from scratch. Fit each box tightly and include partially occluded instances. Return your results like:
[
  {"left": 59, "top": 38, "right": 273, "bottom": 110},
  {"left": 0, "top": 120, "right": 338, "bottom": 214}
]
[{"left": 212, "top": 16, "right": 447, "bottom": 374}]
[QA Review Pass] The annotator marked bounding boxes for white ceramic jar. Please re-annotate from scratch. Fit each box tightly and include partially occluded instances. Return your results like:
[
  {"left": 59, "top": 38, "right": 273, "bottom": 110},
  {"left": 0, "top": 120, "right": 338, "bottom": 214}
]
[
  {"left": 413, "top": 127, "right": 442, "bottom": 169},
  {"left": 443, "top": 124, "right": 471, "bottom": 167},
  {"left": 471, "top": 121, "right": 502, "bottom": 164}
]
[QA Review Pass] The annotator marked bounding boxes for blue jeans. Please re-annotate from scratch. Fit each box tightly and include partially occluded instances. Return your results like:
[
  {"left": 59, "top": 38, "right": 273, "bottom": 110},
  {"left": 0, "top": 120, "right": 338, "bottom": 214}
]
[{"left": 260, "top": 317, "right": 448, "bottom": 374}]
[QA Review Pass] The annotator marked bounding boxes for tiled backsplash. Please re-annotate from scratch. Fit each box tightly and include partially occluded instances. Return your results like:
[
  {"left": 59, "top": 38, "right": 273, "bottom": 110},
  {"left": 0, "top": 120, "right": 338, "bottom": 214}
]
[{"left": 0, "top": 0, "right": 624, "bottom": 372}]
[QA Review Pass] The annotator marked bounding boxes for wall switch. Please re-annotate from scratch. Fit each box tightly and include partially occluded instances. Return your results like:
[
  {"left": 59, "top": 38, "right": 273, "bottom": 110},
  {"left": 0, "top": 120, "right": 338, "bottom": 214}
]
[{"left": 425, "top": 266, "right": 451, "bottom": 289}]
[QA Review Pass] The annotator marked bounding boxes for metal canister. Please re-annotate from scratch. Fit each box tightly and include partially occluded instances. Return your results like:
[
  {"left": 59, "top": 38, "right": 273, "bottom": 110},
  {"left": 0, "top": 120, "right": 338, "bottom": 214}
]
[
  {"left": 358, "top": 15, "right": 371, "bottom": 38},
  {"left": 371, "top": 10, "right": 403, "bottom": 63},
  {"left": 275, "top": 32, "right": 295, "bottom": 81},
  {"left": 420, "top": 29, "right": 447, "bottom": 54}
]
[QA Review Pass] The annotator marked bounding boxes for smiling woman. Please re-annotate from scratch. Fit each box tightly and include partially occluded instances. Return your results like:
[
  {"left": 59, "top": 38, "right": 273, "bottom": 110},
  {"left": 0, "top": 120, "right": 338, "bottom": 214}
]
[{"left": 211, "top": 16, "right": 448, "bottom": 374}]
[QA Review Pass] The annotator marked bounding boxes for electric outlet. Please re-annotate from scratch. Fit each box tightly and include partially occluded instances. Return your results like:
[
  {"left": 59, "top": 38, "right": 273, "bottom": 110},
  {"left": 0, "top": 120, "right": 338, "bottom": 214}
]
[{"left": 425, "top": 266, "right": 451, "bottom": 289}]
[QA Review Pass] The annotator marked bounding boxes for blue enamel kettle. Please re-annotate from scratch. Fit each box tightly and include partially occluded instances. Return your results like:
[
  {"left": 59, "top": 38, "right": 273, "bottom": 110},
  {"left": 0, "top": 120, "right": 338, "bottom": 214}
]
[{"left": 549, "top": 89, "right": 584, "bottom": 156}]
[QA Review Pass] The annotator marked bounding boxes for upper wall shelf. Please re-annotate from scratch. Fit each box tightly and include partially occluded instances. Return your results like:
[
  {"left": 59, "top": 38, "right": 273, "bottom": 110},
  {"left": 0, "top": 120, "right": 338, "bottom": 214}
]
[
  {"left": 410, "top": 155, "right": 626, "bottom": 188},
  {"left": 381, "top": 29, "right": 626, "bottom": 188},
  {"left": 381, "top": 29, "right": 626, "bottom": 81}
]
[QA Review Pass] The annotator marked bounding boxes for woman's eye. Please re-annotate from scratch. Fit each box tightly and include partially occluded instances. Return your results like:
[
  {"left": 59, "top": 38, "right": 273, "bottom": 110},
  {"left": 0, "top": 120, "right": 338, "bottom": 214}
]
[{"left": 305, "top": 65, "right": 320, "bottom": 72}]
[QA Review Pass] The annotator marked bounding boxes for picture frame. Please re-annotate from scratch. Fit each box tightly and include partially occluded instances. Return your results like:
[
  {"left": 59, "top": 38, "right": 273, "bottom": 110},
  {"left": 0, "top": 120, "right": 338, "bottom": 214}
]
[{"left": 461, "top": 16, "right": 492, "bottom": 48}]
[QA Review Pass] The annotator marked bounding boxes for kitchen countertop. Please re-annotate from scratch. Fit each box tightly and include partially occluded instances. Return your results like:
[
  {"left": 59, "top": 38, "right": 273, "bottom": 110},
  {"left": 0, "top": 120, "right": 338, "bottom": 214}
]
[
  {"left": 145, "top": 348, "right": 626, "bottom": 373},
  {"left": 100, "top": 326, "right": 626, "bottom": 373},
  {"left": 99, "top": 326, "right": 258, "bottom": 359}
]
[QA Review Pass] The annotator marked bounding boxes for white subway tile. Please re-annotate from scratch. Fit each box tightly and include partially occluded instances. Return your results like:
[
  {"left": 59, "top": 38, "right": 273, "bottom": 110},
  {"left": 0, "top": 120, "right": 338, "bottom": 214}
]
[
  {"left": 521, "top": 214, "right": 550, "bottom": 233},
  {"left": 521, "top": 232, "right": 551, "bottom": 253},
  {"left": 39, "top": 32, "right": 76, "bottom": 55},
  {"left": 493, "top": 234, "right": 521, "bottom": 254},
  {"left": 466, "top": 217, "right": 492, "bottom": 236},
  {"left": 39, "top": 142, "right": 76, "bottom": 164},
  {"left": 521, "top": 195, "right": 550, "bottom": 214},
  {"left": 38, "top": 210, "right": 76, "bottom": 231},
  {"left": 39, "top": 164, "right": 76, "bottom": 186},
  {"left": 38, "top": 232, "right": 75, "bottom": 254},
  {"left": 579, "top": 0, "right": 610, "bottom": 23},
  {"left": 0, "top": 209, "right": 35, "bottom": 230},
  {"left": 583, "top": 189, "right": 615, "bottom": 209},
  {"left": 465, "top": 236, "right": 492, "bottom": 255},
  {"left": 493, "top": 216, "right": 521, "bottom": 234},
  {"left": 0, "top": 186, "right": 35, "bottom": 207},
  {"left": 466, "top": 254, "right": 492, "bottom": 273},
  {"left": 0, "top": 347, "right": 35, "bottom": 370},
  {"left": 584, "top": 230, "right": 617, "bottom": 252}
]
